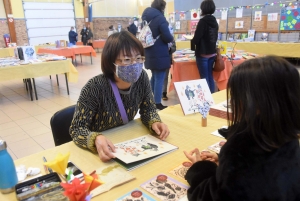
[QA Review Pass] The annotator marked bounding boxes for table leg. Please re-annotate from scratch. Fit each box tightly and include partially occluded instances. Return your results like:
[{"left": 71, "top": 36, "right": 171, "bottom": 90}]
[
  {"left": 32, "top": 78, "right": 38, "bottom": 100},
  {"left": 25, "top": 79, "right": 28, "bottom": 91},
  {"left": 65, "top": 73, "right": 69, "bottom": 95},
  {"left": 90, "top": 52, "right": 92, "bottom": 64},
  {"left": 56, "top": 75, "right": 59, "bottom": 86},
  {"left": 27, "top": 79, "right": 33, "bottom": 101},
  {"left": 50, "top": 75, "right": 51, "bottom": 79},
  {"left": 80, "top": 54, "right": 82, "bottom": 63}
]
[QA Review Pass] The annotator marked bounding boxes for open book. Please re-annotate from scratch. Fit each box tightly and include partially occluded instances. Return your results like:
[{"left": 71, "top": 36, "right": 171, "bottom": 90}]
[{"left": 113, "top": 135, "right": 178, "bottom": 171}]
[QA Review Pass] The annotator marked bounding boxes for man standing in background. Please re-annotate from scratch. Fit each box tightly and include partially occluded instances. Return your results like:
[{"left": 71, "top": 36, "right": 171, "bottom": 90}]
[
  {"left": 127, "top": 18, "right": 137, "bottom": 36},
  {"left": 68, "top": 27, "right": 78, "bottom": 45}
]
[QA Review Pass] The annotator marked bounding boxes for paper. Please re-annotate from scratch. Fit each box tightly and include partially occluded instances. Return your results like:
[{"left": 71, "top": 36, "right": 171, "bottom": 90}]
[
  {"left": 176, "top": 21, "right": 181, "bottom": 30},
  {"left": 218, "top": 41, "right": 227, "bottom": 54},
  {"left": 216, "top": 19, "right": 220, "bottom": 25},
  {"left": 221, "top": 10, "right": 227, "bottom": 20},
  {"left": 235, "top": 21, "right": 244, "bottom": 28},
  {"left": 254, "top": 11, "right": 262, "bottom": 21},
  {"left": 113, "top": 135, "right": 178, "bottom": 164},
  {"left": 169, "top": 13, "right": 175, "bottom": 24},
  {"left": 248, "top": 29, "right": 256, "bottom": 38},
  {"left": 44, "top": 152, "right": 70, "bottom": 175},
  {"left": 208, "top": 141, "right": 226, "bottom": 154},
  {"left": 268, "top": 13, "right": 278, "bottom": 21},
  {"left": 174, "top": 79, "right": 214, "bottom": 116},
  {"left": 236, "top": 8, "right": 243, "bottom": 18},
  {"left": 191, "top": 10, "right": 200, "bottom": 20},
  {"left": 116, "top": 189, "right": 155, "bottom": 201},
  {"left": 280, "top": 8, "right": 300, "bottom": 30},
  {"left": 179, "top": 12, "right": 186, "bottom": 20},
  {"left": 141, "top": 174, "right": 189, "bottom": 201},
  {"left": 211, "top": 126, "right": 228, "bottom": 138},
  {"left": 169, "top": 162, "right": 192, "bottom": 180}
]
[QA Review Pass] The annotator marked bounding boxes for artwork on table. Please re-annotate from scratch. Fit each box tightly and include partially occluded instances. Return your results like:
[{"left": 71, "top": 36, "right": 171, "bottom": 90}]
[
  {"left": 174, "top": 79, "right": 214, "bottom": 116},
  {"left": 280, "top": 8, "right": 300, "bottom": 30},
  {"left": 248, "top": 29, "right": 256, "bottom": 39},
  {"left": 179, "top": 12, "right": 186, "bottom": 20},
  {"left": 261, "top": 33, "right": 269, "bottom": 41},
  {"left": 175, "top": 21, "right": 181, "bottom": 30},
  {"left": 221, "top": 10, "right": 228, "bottom": 20},
  {"left": 254, "top": 11, "right": 262, "bottom": 21},
  {"left": 241, "top": 33, "right": 248, "bottom": 39},
  {"left": 236, "top": 8, "right": 243, "bottom": 18},
  {"left": 235, "top": 21, "right": 244, "bottom": 28},
  {"left": 116, "top": 189, "right": 155, "bottom": 201},
  {"left": 141, "top": 174, "right": 189, "bottom": 201},
  {"left": 208, "top": 141, "right": 226, "bottom": 154},
  {"left": 191, "top": 10, "right": 200, "bottom": 20},
  {"left": 20, "top": 46, "right": 36, "bottom": 62},
  {"left": 268, "top": 13, "right": 278, "bottom": 21},
  {"left": 169, "top": 162, "right": 192, "bottom": 180},
  {"left": 169, "top": 13, "right": 175, "bottom": 24},
  {"left": 234, "top": 33, "right": 241, "bottom": 40}
]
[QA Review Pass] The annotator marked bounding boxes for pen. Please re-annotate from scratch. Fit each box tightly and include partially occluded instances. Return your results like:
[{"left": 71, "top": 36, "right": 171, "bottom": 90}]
[{"left": 43, "top": 156, "right": 53, "bottom": 173}]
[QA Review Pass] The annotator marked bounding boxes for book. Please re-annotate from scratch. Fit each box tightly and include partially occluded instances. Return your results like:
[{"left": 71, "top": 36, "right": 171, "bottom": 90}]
[
  {"left": 113, "top": 135, "right": 178, "bottom": 171},
  {"left": 141, "top": 174, "right": 189, "bottom": 201},
  {"left": 174, "top": 79, "right": 214, "bottom": 116},
  {"left": 115, "top": 188, "right": 155, "bottom": 201},
  {"left": 209, "top": 100, "right": 232, "bottom": 120}
]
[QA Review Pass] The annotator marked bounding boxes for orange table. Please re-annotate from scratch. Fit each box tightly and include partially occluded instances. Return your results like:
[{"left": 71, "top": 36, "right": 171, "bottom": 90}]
[
  {"left": 38, "top": 47, "right": 74, "bottom": 59},
  {"left": 92, "top": 40, "right": 106, "bottom": 49},
  {"left": 169, "top": 59, "right": 245, "bottom": 92}
]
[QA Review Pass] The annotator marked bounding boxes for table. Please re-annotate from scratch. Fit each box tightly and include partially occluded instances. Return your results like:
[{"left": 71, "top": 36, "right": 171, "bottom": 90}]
[
  {"left": 169, "top": 59, "right": 245, "bottom": 92},
  {"left": 0, "top": 90, "right": 227, "bottom": 201},
  {"left": 34, "top": 44, "right": 56, "bottom": 53},
  {"left": 0, "top": 48, "right": 15, "bottom": 57},
  {"left": 175, "top": 41, "right": 190, "bottom": 50},
  {"left": 77, "top": 40, "right": 106, "bottom": 49},
  {"left": 0, "top": 60, "right": 78, "bottom": 100}
]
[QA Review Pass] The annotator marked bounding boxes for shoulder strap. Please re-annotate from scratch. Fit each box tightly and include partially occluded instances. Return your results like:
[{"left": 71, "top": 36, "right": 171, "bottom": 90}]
[{"left": 109, "top": 79, "right": 129, "bottom": 124}]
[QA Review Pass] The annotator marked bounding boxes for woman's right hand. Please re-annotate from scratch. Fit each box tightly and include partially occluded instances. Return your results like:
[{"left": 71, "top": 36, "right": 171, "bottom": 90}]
[
  {"left": 95, "top": 135, "right": 116, "bottom": 162},
  {"left": 200, "top": 151, "right": 219, "bottom": 165}
]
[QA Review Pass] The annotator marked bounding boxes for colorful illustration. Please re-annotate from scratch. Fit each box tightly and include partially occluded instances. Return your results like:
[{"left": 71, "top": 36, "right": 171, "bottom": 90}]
[
  {"left": 113, "top": 135, "right": 178, "bottom": 164},
  {"left": 268, "top": 13, "right": 278, "bottom": 21},
  {"left": 208, "top": 141, "right": 227, "bottom": 154},
  {"left": 248, "top": 30, "right": 256, "bottom": 39},
  {"left": 179, "top": 12, "right": 186, "bottom": 20},
  {"left": 280, "top": 8, "right": 300, "bottom": 30},
  {"left": 174, "top": 79, "right": 214, "bottom": 116},
  {"left": 235, "top": 21, "right": 244, "bottom": 29},
  {"left": 254, "top": 11, "right": 262, "bottom": 21},
  {"left": 169, "top": 162, "right": 192, "bottom": 180},
  {"left": 190, "top": 20, "right": 199, "bottom": 33},
  {"left": 116, "top": 189, "right": 155, "bottom": 201},
  {"left": 141, "top": 174, "right": 189, "bottom": 201}
]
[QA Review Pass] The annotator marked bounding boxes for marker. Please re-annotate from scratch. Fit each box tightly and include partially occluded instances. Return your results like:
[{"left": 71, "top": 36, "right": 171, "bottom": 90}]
[{"left": 43, "top": 156, "right": 53, "bottom": 173}]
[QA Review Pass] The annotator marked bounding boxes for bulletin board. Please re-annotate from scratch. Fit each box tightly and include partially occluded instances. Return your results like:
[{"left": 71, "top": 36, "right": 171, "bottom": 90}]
[{"left": 280, "top": 8, "right": 300, "bottom": 30}]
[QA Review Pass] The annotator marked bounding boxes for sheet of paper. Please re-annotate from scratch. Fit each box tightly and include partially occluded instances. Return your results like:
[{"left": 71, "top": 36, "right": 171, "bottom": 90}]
[
  {"left": 169, "top": 162, "right": 192, "bottom": 180},
  {"left": 267, "top": 13, "right": 278, "bottom": 21},
  {"left": 235, "top": 21, "right": 244, "bottom": 28},
  {"left": 221, "top": 10, "right": 227, "bottom": 20},
  {"left": 208, "top": 141, "right": 226, "bottom": 154},
  {"left": 254, "top": 11, "right": 262, "bottom": 21},
  {"left": 211, "top": 126, "right": 228, "bottom": 138},
  {"left": 236, "top": 8, "right": 243, "bottom": 18},
  {"left": 115, "top": 188, "right": 155, "bottom": 201}
]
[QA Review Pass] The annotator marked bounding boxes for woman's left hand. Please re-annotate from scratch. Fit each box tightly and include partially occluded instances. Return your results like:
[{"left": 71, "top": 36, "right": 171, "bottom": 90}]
[
  {"left": 151, "top": 122, "right": 170, "bottom": 140},
  {"left": 184, "top": 148, "right": 201, "bottom": 164}
]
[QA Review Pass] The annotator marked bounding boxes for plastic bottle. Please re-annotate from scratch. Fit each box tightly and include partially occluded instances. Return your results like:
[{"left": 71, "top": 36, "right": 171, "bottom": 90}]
[{"left": 0, "top": 140, "right": 18, "bottom": 194}]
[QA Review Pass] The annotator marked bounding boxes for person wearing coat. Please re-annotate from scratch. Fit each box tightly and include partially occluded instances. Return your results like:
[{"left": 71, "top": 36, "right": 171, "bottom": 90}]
[
  {"left": 127, "top": 18, "right": 138, "bottom": 36},
  {"left": 68, "top": 27, "right": 78, "bottom": 45},
  {"left": 80, "top": 25, "right": 89, "bottom": 45},
  {"left": 142, "top": 0, "right": 173, "bottom": 110}
]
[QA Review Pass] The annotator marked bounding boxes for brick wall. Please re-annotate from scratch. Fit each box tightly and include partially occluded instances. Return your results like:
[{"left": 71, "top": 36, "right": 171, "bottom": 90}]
[
  {"left": 0, "top": 19, "right": 9, "bottom": 47},
  {"left": 15, "top": 19, "right": 28, "bottom": 46}
]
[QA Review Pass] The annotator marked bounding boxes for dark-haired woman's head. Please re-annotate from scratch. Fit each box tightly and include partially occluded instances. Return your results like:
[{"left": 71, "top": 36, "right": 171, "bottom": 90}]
[
  {"left": 151, "top": 0, "right": 166, "bottom": 13},
  {"left": 101, "top": 31, "right": 144, "bottom": 82},
  {"left": 200, "top": 0, "right": 216, "bottom": 16},
  {"left": 227, "top": 56, "right": 300, "bottom": 151},
  {"left": 109, "top": 25, "right": 113, "bottom": 30}
]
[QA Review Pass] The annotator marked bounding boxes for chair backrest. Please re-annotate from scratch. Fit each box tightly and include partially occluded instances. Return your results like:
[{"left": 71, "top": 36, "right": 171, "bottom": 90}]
[{"left": 50, "top": 105, "right": 76, "bottom": 146}]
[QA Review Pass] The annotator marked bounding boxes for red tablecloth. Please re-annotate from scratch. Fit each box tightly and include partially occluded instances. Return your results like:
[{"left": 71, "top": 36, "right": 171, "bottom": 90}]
[
  {"left": 38, "top": 46, "right": 96, "bottom": 58},
  {"left": 76, "top": 40, "right": 106, "bottom": 49},
  {"left": 169, "top": 59, "right": 245, "bottom": 92}
]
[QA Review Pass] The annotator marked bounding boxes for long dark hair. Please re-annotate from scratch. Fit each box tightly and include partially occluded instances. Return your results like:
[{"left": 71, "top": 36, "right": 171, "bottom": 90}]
[
  {"left": 226, "top": 56, "right": 300, "bottom": 151},
  {"left": 151, "top": 0, "right": 166, "bottom": 13}
]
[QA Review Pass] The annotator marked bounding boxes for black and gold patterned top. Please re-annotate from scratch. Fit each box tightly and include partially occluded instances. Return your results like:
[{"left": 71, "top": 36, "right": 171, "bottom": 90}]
[{"left": 70, "top": 70, "right": 161, "bottom": 153}]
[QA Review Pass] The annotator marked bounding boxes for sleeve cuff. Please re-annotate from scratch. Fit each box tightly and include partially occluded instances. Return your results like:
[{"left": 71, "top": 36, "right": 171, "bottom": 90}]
[
  {"left": 87, "top": 132, "right": 102, "bottom": 153},
  {"left": 148, "top": 119, "right": 162, "bottom": 134}
]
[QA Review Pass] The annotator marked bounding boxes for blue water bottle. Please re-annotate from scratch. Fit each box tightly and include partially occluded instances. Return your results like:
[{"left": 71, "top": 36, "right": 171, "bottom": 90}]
[{"left": 0, "top": 140, "right": 18, "bottom": 194}]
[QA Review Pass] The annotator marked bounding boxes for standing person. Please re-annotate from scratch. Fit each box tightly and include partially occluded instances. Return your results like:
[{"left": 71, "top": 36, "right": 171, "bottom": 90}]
[
  {"left": 80, "top": 25, "right": 88, "bottom": 45},
  {"left": 68, "top": 27, "right": 78, "bottom": 45},
  {"left": 108, "top": 25, "right": 117, "bottom": 37},
  {"left": 191, "top": 0, "right": 218, "bottom": 93},
  {"left": 86, "top": 24, "right": 93, "bottom": 45},
  {"left": 70, "top": 31, "right": 170, "bottom": 162},
  {"left": 127, "top": 18, "right": 138, "bottom": 36},
  {"left": 184, "top": 56, "right": 300, "bottom": 201},
  {"left": 142, "top": 0, "right": 173, "bottom": 110}
]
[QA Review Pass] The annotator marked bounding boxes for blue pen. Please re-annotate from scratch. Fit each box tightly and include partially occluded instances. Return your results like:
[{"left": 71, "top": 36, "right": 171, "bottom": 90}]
[{"left": 43, "top": 156, "right": 53, "bottom": 173}]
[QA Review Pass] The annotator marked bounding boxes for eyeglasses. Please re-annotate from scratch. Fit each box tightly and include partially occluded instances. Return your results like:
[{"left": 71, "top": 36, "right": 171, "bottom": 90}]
[{"left": 116, "top": 56, "right": 145, "bottom": 65}]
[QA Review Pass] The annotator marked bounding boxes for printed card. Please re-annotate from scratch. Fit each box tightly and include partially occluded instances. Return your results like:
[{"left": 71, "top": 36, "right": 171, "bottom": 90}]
[
  {"left": 141, "top": 174, "right": 189, "bottom": 201},
  {"left": 169, "top": 162, "right": 193, "bottom": 180},
  {"left": 211, "top": 126, "right": 228, "bottom": 138},
  {"left": 208, "top": 141, "right": 226, "bottom": 154},
  {"left": 115, "top": 188, "right": 155, "bottom": 201}
]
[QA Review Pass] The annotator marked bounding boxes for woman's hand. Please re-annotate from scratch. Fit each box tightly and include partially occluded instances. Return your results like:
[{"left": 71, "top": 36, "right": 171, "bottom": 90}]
[
  {"left": 184, "top": 148, "right": 201, "bottom": 164},
  {"left": 200, "top": 151, "right": 219, "bottom": 165},
  {"left": 151, "top": 122, "right": 170, "bottom": 140},
  {"left": 95, "top": 135, "right": 116, "bottom": 162}
]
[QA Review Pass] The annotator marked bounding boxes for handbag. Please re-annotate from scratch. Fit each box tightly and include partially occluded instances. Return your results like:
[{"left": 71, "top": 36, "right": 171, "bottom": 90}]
[
  {"left": 109, "top": 79, "right": 129, "bottom": 124},
  {"left": 213, "top": 48, "right": 225, "bottom": 72}
]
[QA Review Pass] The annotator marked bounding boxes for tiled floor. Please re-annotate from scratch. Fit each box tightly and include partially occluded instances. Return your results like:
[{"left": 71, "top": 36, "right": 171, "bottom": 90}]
[{"left": 0, "top": 53, "right": 179, "bottom": 160}]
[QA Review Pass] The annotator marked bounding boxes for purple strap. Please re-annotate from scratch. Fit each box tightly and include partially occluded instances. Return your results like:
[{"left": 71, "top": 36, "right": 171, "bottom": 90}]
[{"left": 109, "top": 79, "right": 129, "bottom": 124}]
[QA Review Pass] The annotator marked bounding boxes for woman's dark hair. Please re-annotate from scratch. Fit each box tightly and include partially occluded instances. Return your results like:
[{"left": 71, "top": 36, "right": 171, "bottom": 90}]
[
  {"left": 200, "top": 0, "right": 216, "bottom": 16},
  {"left": 151, "top": 0, "right": 166, "bottom": 12},
  {"left": 101, "top": 31, "right": 144, "bottom": 82},
  {"left": 226, "top": 56, "right": 300, "bottom": 151},
  {"left": 109, "top": 25, "right": 113, "bottom": 29}
]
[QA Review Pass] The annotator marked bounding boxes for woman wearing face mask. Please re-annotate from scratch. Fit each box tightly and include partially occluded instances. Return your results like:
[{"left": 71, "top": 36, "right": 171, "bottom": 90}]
[
  {"left": 70, "top": 31, "right": 170, "bottom": 162},
  {"left": 81, "top": 25, "right": 89, "bottom": 45}
]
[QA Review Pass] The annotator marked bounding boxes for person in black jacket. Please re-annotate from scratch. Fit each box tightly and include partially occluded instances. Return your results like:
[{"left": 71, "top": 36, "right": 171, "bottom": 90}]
[
  {"left": 68, "top": 27, "right": 78, "bottom": 45},
  {"left": 191, "top": 0, "right": 218, "bottom": 93},
  {"left": 142, "top": 0, "right": 173, "bottom": 110},
  {"left": 127, "top": 18, "right": 138, "bottom": 36},
  {"left": 184, "top": 56, "right": 300, "bottom": 201},
  {"left": 80, "top": 25, "right": 89, "bottom": 45}
]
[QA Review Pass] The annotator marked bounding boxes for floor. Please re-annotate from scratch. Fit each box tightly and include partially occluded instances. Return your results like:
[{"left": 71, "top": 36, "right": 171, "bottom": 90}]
[{"left": 0, "top": 53, "right": 179, "bottom": 160}]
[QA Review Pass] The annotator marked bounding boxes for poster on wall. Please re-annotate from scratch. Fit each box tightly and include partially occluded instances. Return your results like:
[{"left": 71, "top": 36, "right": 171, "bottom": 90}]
[
  {"left": 221, "top": 10, "right": 227, "bottom": 20},
  {"left": 254, "top": 11, "right": 262, "bottom": 21},
  {"left": 169, "top": 13, "right": 175, "bottom": 24},
  {"left": 175, "top": 21, "right": 181, "bottom": 30},
  {"left": 268, "top": 13, "right": 278, "bottom": 21},
  {"left": 179, "top": 12, "right": 186, "bottom": 20},
  {"left": 236, "top": 8, "right": 243, "bottom": 18},
  {"left": 248, "top": 29, "right": 256, "bottom": 39},
  {"left": 191, "top": 10, "right": 200, "bottom": 20},
  {"left": 235, "top": 21, "right": 244, "bottom": 28},
  {"left": 280, "top": 8, "right": 300, "bottom": 30}
]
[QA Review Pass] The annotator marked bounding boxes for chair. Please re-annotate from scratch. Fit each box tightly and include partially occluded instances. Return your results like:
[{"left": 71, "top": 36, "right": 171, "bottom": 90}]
[{"left": 50, "top": 105, "right": 76, "bottom": 146}]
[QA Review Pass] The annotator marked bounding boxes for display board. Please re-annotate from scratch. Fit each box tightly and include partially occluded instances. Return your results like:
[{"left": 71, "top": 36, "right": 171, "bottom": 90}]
[
  {"left": 280, "top": 8, "right": 300, "bottom": 30},
  {"left": 23, "top": 2, "right": 76, "bottom": 46}
]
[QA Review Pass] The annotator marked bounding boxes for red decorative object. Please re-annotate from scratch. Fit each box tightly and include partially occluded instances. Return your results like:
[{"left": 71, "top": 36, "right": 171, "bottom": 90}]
[
  {"left": 61, "top": 178, "right": 90, "bottom": 201},
  {"left": 131, "top": 190, "right": 143, "bottom": 198},
  {"left": 293, "top": 11, "right": 299, "bottom": 17},
  {"left": 193, "top": 13, "right": 198, "bottom": 18},
  {"left": 281, "top": 15, "right": 286, "bottom": 20}
]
